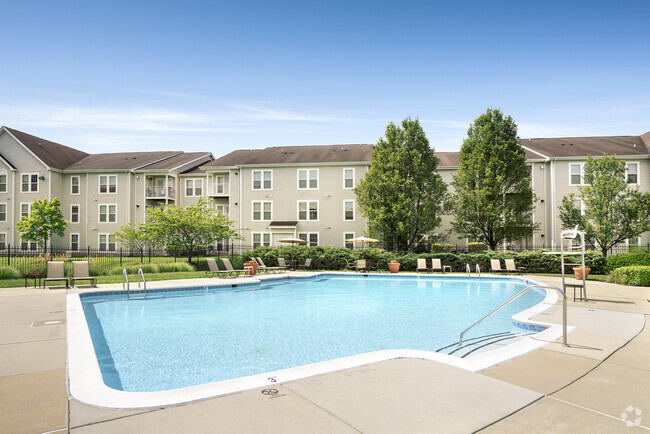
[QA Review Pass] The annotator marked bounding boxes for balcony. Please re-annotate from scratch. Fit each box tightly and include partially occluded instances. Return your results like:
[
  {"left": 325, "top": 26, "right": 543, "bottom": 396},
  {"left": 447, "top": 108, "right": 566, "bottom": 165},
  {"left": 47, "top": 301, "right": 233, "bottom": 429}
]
[
  {"left": 146, "top": 186, "right": 176, "bottom": 200},
  {"left": 208, "top": 184, "right": 230, "bottom": 197}
]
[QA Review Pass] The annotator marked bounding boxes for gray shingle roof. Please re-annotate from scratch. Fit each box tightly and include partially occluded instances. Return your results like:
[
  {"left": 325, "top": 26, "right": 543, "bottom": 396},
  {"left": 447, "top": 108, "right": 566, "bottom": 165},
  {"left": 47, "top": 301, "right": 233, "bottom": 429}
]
[
  {"left": 520, "top": 134, "right": 649, "bottom": 158},
  {"left": 66, "top": 151, "right": 186, "bottom": 171},
  {"left": 205, "top": 144, "right": 374, "bottom": 167},
  {"left": 4, "top": 127, "right": 89, "bottom": 170}
]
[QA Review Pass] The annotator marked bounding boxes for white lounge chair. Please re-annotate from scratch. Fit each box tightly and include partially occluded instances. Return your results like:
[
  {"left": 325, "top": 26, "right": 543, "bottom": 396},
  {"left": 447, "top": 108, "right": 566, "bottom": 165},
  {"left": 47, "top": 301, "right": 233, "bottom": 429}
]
[
  {"left": 490, "top": 259, "right": 507, "bottom": 274},
  {"left": 71, "top": 261, "right": 97, "bottom": 287},
  {"left": 416, "top": 258, "right": 430, "bottom": 273},
  {"left": 505, "top": 259, "right": 526, "bottom": 275}
]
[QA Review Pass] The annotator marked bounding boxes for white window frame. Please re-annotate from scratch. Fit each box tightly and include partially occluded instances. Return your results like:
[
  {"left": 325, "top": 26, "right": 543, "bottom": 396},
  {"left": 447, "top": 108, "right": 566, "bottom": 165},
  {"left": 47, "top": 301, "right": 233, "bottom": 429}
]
[
  {"left": 344, "top": 232, "right": 355, "bottom": 249},
  {"left": 99, "top": 233, "right": 116, "bottom": 251},
  {"left": 71, "top": 175, "right": 80, "bottom": 195},
  {"left": 252, "top": 170, "right": 273, "bottom": 190},
  {"left": 297, "top": 200, "right": 319, "bottom": 221},
  {"left": 252, "top": 201, "right": 272, "bottom": 221},
  {"left": 21, "top": 237, "right": 38, "bottom": 251},
  {"left": 626, "top": 162, "right": 640, "bottom": 185},
  {"left": 0, "top": 171, "right": 7, "bottom": 193},
  {"left": 216, "top": 175, "right": 228, "bottom": 194},
  {"left": 626, "top": 236, "right": 640, "bottom": 248},
  {"left": 568, "top": 163, "right": 584, "bottom": 186},
  {"left": 70, "top": 233, "right": 80, "bottom": 251},
  {"left": 185, "top": 178, "right": 204, "bottom": 197},
  {"left": 98, "top": 204, "right": 117, "bottom": 223},
  {"left": 297, "top": 169, "right": 319, "bottom": 190},
  {"left": 343, "top": 200, "right": 355, "bottom": 221},
  {"left": 0, "top": 203, "right": 6, "bottom": 222},
  {"left": 99, "top": 175, "right": 117, "bottom": 194},
  {"left": 252, "top": 232, "right": 271, "bottom": 248},
  {"left": 21, "top": 173, "right": 39, "bottom": 193},
  {"left": 0, "top": 232, "right": 6, "bottom": 250},
  {"left": 343, "top": 168, "right": 355, "bottom": 189},
  {"left": 298, "top": 232, "right": 319, "bottom": 247},
  {"left": 70, "top": 204, "right": 80, "bottom": 224},
  {"left": 20, "top": 203, "right": 31, "bottom": 219},
  {"left": 215, "top": 204, "right": 229, "bottom": 216}
]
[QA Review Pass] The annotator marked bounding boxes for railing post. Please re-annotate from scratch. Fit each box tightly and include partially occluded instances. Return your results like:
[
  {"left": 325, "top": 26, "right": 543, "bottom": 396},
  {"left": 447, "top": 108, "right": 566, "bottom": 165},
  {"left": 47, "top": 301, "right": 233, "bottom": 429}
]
[{"left": 120, "top": 247, "right": 123, "bottom": 267}]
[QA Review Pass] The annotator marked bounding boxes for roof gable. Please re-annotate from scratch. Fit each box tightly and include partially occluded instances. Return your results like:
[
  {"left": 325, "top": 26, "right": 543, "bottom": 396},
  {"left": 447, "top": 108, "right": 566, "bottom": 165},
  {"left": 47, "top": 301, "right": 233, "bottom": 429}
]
[{"left": 3, "top": 126, "right": 88, "bottom": 170}]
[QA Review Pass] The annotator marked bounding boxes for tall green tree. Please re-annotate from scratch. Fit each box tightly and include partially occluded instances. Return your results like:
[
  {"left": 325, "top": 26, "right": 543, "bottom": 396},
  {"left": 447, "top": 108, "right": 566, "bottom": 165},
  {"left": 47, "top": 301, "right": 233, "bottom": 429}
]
[
  {"left": 559, "top": 154, "right": 650, "bottom": 257},
  {"left": 355, "top": 118, "right": 447, "bottom": 251},
  {"left": 16, "top": 197, "right": 68, "bottom": 252},
  {"left": 450, "top": 108, "right": 537, "bottom": 250},
  {"left": 145, "top": 198, "right": 240, "bottom": 262},
  {"left": 113, "top": 223, "right": 152, "bottom": 252}
]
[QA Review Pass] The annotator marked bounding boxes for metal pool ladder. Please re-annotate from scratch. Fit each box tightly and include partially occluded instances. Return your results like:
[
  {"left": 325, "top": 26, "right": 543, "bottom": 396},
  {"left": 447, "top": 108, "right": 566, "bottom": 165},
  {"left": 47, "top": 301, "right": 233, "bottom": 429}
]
[
  {"left": 466, "top": 263, "right": 471, "bottom": 278},
  {"left": 138, "top": 268, "right": 147, "bottom": 295},
  {"left": 458, "top": 284, "right": 568, "bottom": 347},
  {"left": 121, "top": 268, "right": 147, "bottom": 298},
  {"left": 475, "top": 264, "right": 481, "bottom": 278}
]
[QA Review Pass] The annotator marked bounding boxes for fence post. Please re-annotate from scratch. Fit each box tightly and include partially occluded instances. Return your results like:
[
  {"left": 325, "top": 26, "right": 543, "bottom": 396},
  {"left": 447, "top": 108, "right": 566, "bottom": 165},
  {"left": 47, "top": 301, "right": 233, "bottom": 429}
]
[
  {"left": 140, "top": 248, "right": 143, "bottom": 264},
  {"left": 231, "top": 242, "right": 234, "bottom": 260},
  {"left": 149, "top": 247, "right": 152, "bottom": 264},
  {"left": 88, "top": 246, "right": 90, "bottom": 259},
  {"left": 7, "top": 243, "right": 10, "bottom": 267},
  {"left": 120, "top": 247, "right": 123, "bottom": 267}
]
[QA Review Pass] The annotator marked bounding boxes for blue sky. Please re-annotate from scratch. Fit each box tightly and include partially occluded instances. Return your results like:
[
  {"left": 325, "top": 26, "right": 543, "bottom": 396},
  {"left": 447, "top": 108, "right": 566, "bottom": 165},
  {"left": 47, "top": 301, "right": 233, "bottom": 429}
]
[{"left": 1, "top": 0, "right": 649, "bottom": 154}]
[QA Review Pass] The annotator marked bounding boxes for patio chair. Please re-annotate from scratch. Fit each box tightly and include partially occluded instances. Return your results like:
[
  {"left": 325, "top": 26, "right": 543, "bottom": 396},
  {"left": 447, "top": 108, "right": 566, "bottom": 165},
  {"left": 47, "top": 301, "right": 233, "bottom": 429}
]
[
  {"left": 257, "top": 257, "right": 285, "bottom": 273},
  {"left": 490, "top": 259, "right": 507, "bottom": 274},
  {"left": 205, "top": 258, "right": 233, "bottom": 278},
  {"left": 43, "top": 261, "right": 68, "bottom": 288},
  {"left": 297, "top": 258, "right": 313, "bottom": 270},
  {"left": 431, "top": 258, "right": 451, "bottom": 273},
  {"left": 277, "top": 258, "right": 289, "bottom": 271},
  {"left": 221, "top": 258, "right": 246, "bottom": 277},
  {"left": 356, "top": 259, "right": 367, "bottom": 273},
  {"left": 505, "top": 259, "right": 526, "bottom": 275},
  {"left": 71, "top": 261, "right": 97, "bottom": 287},
  {"left": 416, "top": 258, "right": 430, "bottom": 273}
]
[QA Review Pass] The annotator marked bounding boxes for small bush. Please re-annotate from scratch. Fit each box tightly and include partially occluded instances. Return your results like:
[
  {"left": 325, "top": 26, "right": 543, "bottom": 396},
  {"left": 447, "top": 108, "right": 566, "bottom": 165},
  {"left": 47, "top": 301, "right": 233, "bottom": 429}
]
[
  {"left": 467, "top": 242, "right": 487, "bottom": 252},
  {"left": 109, "top": 264, "right": 158, "bottom": 275},
  {"left": 157, "top": 262, "right": 195, "bottom": 273},
  {"left": 0, "top": 266, "right": 22, "bottom": 279},
  {"left": 608, "top": 266, "right": 650, "bottom": 286},
  {"left": 431, "top": 243, "right": 454, "bottom": 252},
  {"left": 605, "top": 253, "right": 650, "bottom": 272}
]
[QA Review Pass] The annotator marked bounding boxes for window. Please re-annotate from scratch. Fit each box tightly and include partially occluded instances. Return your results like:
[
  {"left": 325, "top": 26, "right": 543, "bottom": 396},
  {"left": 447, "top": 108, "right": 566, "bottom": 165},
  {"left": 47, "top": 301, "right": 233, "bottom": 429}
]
[
  {"left": 99, "top": 234, "right": 116, "bottom": 251},
  {"left": 298, "top": 232, "right": 319, "bottom": 247},
  {"left": 0, "top": 233, "right": 5, "bottom": 250},
  {"left": 0, "top": 203, "right": 5, "bottom": 222},
  {"left": 99, "top": 204, "right": 116, "bottom": 223},
  {"left": 252, "top": 201, "right": 272, "bottom": 221},
  {"left": 216, "top": 204, "right": 229, "bottom": 215},
  {"left": 20, "top": 203, "right": 31, "bottom": 218},
  {"left": 70, "top": 205, "right": 80, "bottom": 223},
  {"left": 343, "top": 168, "right": 355, "bottom": 189},
  {"left": 21, "top": 237, "right": 37, "bottom": 251},
  {"left": 70, "top": 233, "right": 79, "bottom": 251},
  {"left": 298, "top": 200, "right": 318, "bottom": 221},
  {"left": 626, "top": 162, "right": 639, "bottom": 185},
  {"left": 344, "top": 232, "right": 355, "bottom": 249},
  {"left": 21, "top": 173, "right": 39, "bottom": 192},
  {"left": 185, "top": 179, "right": 203, "bottom": 196},
  {"left": 71, "top": 176, "right": 80, "bottom": 194},
  {"left": 627, "top": 236, "right": 640, "bottom": 248},
  {"left": 216, "top": 175, "right": 228, "bottom": 194},
  {"left": 252, "top": 170, "right": 272, "bottom": 190},
  {"left": 252, "top": 232, "right": 271, "bottom": 248},
  {"left": 569, "top": 164, "right": 583, "bottom": 186},
  {"left": 298, "top": 169, "right": 318, "bottom": 189},
  {"left": 99, "top": 175, "right": 117, "bottom": 193},
  {"left": 0, "top": 172, "right": 6, "bottom": 192},
  {"left": 344, "top": 200, "right": 355, "bottom": 221}
]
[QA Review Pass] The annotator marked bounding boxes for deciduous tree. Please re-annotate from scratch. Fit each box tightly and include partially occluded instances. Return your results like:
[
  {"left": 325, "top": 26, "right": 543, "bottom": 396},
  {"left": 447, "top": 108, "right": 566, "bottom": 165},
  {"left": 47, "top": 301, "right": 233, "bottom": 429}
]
[
  {"left": 559, "top": 154, "right": 650, "bottom": 257},
  {"left": 449, "top": 108, "right": 537, "bottom": 250},
  {"left": 16, "top": 197, "right": 68, "bottom": 252},
  {"left": 355, "top": 118, "right": 447, "bottom": 251}
]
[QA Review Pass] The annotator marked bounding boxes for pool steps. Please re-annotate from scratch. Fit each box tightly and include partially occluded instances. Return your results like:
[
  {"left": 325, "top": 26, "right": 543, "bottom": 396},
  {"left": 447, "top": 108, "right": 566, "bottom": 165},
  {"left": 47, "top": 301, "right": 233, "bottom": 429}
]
[{"left": 436, "top": 330, "right": 536, "bottom": 358}]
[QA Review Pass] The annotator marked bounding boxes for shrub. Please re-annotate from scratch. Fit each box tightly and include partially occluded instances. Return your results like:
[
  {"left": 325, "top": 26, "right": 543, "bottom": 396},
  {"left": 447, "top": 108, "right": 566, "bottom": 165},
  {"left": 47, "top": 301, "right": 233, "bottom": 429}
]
[
  {"left": 431, "top": 243, "right": 454, "bottom": 252},
  {"left": 0, "top": 266, "right": 22, "bottom": 279},
  {"left": 467, "top": 242, "right": 487, "bottom": 252},
  {"left": 605, "top": 253, "right": 650, "bottom": 272},
  {"left": 608, "top": 266, "right": 650, "bottom": 286},
  {"left": 157, "top": 262, "right": 195, "bottom": 273}
]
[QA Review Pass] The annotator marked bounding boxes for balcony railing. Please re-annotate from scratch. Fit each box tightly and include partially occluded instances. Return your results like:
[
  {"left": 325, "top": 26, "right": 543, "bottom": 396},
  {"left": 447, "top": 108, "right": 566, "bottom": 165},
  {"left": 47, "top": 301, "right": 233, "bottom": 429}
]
[
  {"left": 146, "top": 186, "right": 176, "bottom": 199},
  {"left": 208, "top": 185, "right": 230, "bottom": 196}
]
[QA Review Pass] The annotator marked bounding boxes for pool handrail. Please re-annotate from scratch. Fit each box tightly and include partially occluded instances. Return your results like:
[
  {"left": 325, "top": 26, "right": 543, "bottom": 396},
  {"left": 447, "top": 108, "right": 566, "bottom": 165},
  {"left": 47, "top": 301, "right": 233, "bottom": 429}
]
[
  {"left": 466, "top": 263, "right": 471, "bottom": 278},
  {"left": 459, "top": 284, "right": 567, "bottom": 347},
  {"left": 138, "top": 268, "right": 147, "bottom": 296},
  {"left": 475, "top": 263, "right": 481, "bottom": 278}
]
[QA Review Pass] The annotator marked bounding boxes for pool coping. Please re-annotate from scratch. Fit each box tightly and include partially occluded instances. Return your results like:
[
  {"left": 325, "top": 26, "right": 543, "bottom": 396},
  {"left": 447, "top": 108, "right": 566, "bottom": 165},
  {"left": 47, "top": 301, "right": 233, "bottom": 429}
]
[{"left": 66, "top": 273, "right": 570, "bottom": 409}]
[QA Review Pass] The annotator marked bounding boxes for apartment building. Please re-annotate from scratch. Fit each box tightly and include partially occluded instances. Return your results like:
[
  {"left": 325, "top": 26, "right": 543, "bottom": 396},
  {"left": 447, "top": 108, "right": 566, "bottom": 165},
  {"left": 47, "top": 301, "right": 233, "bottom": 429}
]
[
  {"left": 200, "top": 144, "right": 373, "bottom": 250},
  {"left": 1, "top": 125, "right": 648, "bottom": 252}
]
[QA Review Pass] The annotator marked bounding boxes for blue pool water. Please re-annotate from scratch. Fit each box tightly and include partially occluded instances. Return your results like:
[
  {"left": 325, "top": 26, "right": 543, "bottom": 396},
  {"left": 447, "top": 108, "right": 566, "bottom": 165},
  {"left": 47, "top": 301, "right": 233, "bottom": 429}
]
[{"left": 80, "top": 275, "right": 546, "bottom": 392}]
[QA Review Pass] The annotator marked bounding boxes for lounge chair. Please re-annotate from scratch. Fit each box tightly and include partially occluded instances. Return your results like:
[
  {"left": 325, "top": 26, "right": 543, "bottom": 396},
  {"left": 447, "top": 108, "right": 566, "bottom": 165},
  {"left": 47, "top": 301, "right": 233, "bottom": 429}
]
[
  {"left": 490, "top": 259, "right": 507, "bottom": 274},
  {"left": 71, "top": 261, "right": 97, "bottom": 287},
  {"left": 356, "top": 259, "right": 367, "bottom": 273},
  {"left": 256, "top": 257, "right": 285, "bottom": 273},
  {"left": 205, "top": 258, "right": 233, "bottom": 278},
  {"left": 416, "top": 258, "right": 430, "bottom": 273},
  {"left": 297, "top": 258, "right": 312, "bottom": 270},
  {"left": 43, "top": 261, "right": 68, "bottom": 288},
  {"left": 505, "top": 259, "right": 526, "bottom": 275},
  {"left": 431, "top": 258, "right": 451, "bottom": 273},
  {"left": 221, "top": 258, "right": 247, "bottom": 277}
]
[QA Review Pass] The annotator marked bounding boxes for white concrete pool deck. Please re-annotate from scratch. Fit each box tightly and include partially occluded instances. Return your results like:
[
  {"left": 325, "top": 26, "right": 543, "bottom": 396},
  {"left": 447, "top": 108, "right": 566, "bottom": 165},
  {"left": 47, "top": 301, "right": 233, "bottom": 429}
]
[{"left": 1, "top": 272, "right": 649, "bottom": 432}]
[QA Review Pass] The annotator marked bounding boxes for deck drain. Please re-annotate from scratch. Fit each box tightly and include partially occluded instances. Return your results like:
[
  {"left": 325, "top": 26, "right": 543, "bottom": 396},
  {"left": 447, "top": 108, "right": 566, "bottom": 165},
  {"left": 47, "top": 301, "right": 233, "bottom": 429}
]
[{"left": 31, "top": 319, "right": 65, "bottom": 327}]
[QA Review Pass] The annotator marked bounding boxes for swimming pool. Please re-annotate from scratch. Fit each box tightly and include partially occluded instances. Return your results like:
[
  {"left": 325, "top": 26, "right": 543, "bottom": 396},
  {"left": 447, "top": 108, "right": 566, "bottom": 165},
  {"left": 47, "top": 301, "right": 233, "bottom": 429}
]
[{"left": 67, "top": 274, "right": 563, "bottom": 408}]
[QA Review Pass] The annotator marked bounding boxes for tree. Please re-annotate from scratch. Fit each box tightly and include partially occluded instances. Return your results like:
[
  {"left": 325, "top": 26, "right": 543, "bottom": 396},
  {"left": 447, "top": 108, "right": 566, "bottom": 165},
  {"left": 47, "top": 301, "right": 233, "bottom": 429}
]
[
  {"left": 145, "top": 198, "right": 240, "bottom": 262},
  {"left": 449, "top": 108, "right": 537, "bottom": 250},
  {"left": 355, "top": 118, "right": 447, "bottom": 251},
  {"left": 113, "top": 223, "right": 152, "bottom": 252},
  {"left": 559, "top": 154, "right": 650, "bottom": 257},
  {"left": 16, "top": 197, "right": 68, "bottom": 252}
]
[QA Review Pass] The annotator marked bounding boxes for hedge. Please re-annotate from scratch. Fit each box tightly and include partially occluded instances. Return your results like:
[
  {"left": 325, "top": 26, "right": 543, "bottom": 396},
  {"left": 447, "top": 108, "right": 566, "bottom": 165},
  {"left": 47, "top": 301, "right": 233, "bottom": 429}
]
[
  {"left": 608, "top": 266, "right": 650, "bottom": 286},
  {"left": 244, "top": 246, "right": 607, "bottom": 274},
  {"left": 605, "top": 253, "right": 650, "bottom": 272}
]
